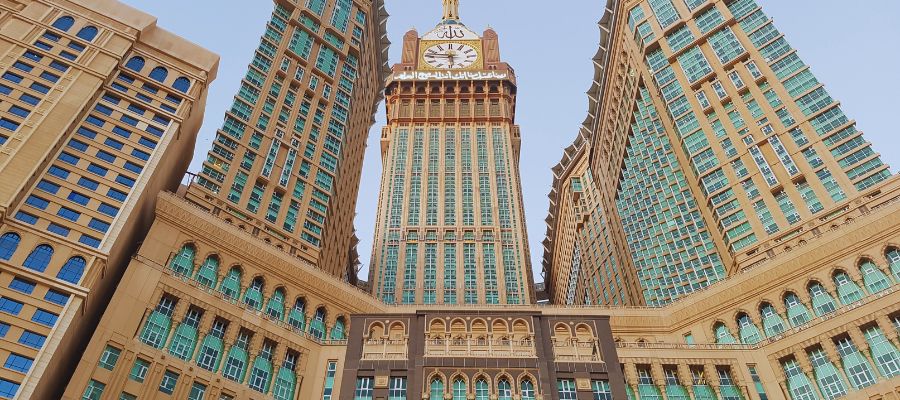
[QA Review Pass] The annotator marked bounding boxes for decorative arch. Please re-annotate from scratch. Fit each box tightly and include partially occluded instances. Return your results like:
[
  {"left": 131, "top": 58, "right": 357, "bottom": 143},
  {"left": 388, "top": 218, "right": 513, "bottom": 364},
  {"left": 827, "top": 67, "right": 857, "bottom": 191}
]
[
  {"left": 331, "top": 315, "right": 347, "bottom": 340},
  {"left": 858, "top": 258, "right": 892, "bottom": 294},
  {"left": 170, "top": 243, "right": 196, "bottom": 276},
  {"left": 832, "top": 269, "right": 864, "bottom": 304},
  {"left": 57, "top": 256, "right": 86, "bottom": 284},
  {"left": 0, "top": 232, "right": 21, "bottom": 260},
  {"left": 491, "top": 319, "right": 508, "bottom": 334},
  {"left": 125, "top": 56, "right": 145, "bottom": 72},
  {"left": 173, "top": 77, "right": 191, "bottom": 93},
  {"left": 886, "top": 246, "right": 900, "bottom": 280},
  {"left": 309, "top": 306, "right": 328, "bottom": 339},
  {"left": 242, "top": 276, "right": 266, "bottom": 310},
  {"left": 518, "top": 373, "right": 537, "bottom": 400},
  {"left": 428, "top": 372, "right": 446, "bottom": 399},
  {"left": 388, "top": 321, "right": 406, "bottom": 339},
  {"left": 807, "top": 280, "right": 838, "bottom": 316},
  {"left": 758, "top": 301, "right": 787, "bottom": 337},
  {"left": 574, "top": 323, "right": 594, "bottom": 340},
  {"left": 512, "top": 318, "right": 529, "bottom": 334},
  {"left": 195, "top": 253, "right": 220, "bottom": 288},
  {"left": 76, "top": 25, "right": 98, "bottom": 41},
  {"left": 23, "top": 244, "right": 54, "bottom": 272},
  {"left": 735, "top": 311, "right": 763, "bottom": 344},
  {"left": 782, "top": 291, "right": 812, "bottom": 327},
  {"left": 219, "top": 265, "right": 243, "bottom": 300},
  {"left": 265, "top": 287, "right": 286, "bottom": 321},
  {"left": 149, "top": 66, "right": 168, "bottom": 82},
  {"left": 471, "top": 319, "right": 488, "bottom": 334},
  {"left": 429, "top": 318, "right": 446, "bottom": 334},
  {"left": 473, "top": 374, "right": 491, "bottom": 400},
  {"left": 367, "top": 322, "right": 385, "bottom": 338},
  {"left": 553, "top": 322, "right": 573, "bottom": 339},
  {"left": 712, "top": 320, "right": 736, "bottom": 344},
  {"left": 52, "top": 16, "right": 75, "bottom": 31},
  {"left": 288, "top": 297, "right": 307, "bottom": 330},
  {"left": 450, "top": 318, "right": 466, "bottom": 334},
  {"left": 451, "top": 373, "right": 469, "bottom": 400}
]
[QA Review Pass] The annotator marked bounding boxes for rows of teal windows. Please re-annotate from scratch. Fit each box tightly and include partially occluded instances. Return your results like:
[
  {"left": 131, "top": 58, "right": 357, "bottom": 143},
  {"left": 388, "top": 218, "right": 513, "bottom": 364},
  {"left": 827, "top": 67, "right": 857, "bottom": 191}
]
[
  {"left": 353, "top": 376, "right": 541, "bottom": 400},
  {"left": 626, "top": 365, "right": 746, "bottom": 400},
  {"left": 83, "top": 343, "right": 272, "bottom": 400},
  {"left": 166, "top": 244, "right": 346, "bottom": 340},
  {"left": 135, "top": 295, "right": 302, "bottom": 399},
  {"left": 0, "top": 233, "right": 86, "bottom": 283},
  {"left": 781, "top": 325, "right": 900, "bottom": 400},
  {"left": 713, "top": 253, "right": 900, "bottom": 345}
]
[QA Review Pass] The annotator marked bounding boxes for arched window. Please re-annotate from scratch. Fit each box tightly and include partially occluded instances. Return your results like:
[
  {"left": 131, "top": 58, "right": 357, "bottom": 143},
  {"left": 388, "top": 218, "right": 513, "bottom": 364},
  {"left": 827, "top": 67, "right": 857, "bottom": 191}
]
[
  {"left": 861, "top": 325, "right": 900, "bottom": 378},
  {"left": 173, "top": 77, "right": 191, "bottom": 93},
  {"left": 331, "top": 316, "right": 346, "bottom": 340},
  {"left": 57, "top": 256, "right": 86, "bottom": 284},
  {"left": 859, "top": 260, "right": 892, "bottom": 294},
  {"left": 196, "top": 255, "right": 219, "bottom": 288},
  {"left": 168, "top": 307, "right": 202, "bottom": 360},
  {"left": 887, "top": 248, "right": 900, "bottom": 281},
  {"left": 309, "top": 307, "right": 327, "bottom": 340},
  {"left": 243, "top": 277, "right": 265, "bottom": 310},
  {"left": 149, "top": 66, "right": 168, "bottom": 83},
  {"left": 220, "top": 267, "right": 242, "bottom": 300},
  {"left": 475, "top": 378, "right": 489, "bottom": 400},
  {"left": 76, "top": 26, "right": 98, "bottom": 41},
  {"left": 833, "top": 271, "right": 864, "bottom": 304},
  {"left": 248, "top": 341, "right": 275, "bottom": 393},
  {"left": 288, "top": 298, "right": 306, "bottom": 331},
  {"left": 265, "top": 288, "right": 285, "bottom": 321},
  {"left": 222, "top": 331, "right": 250, "bottom": 382},
  {"left": 808, "top": 281, "right": 837, "bottom": 316},
  {"left": 170, "top": 244, "right": 196, "bottom": 276},
  {"left": 713, "top": 322, "right": 736, "bottom": 344},
  {"left": 52, "top": 16, "right": 75, "bottom": 32},
  {"left": 453, "top": 378, "right": 467, "bottom": 400},
  {"left": 196, "top": 318, "right": 227, "bottom": 372},
  {"left": 760, "top": 302, "right": 787, "bottom": 336},
  {"left": 520, "top": 379, "right": 535, "bottom": 400},
  {"left": 783, "top": 292, "right": 812, "bottom": 327},
  {"left": 23, "top": 244, "right": 53, "bottom": 272},
  {"left": 498, "top": 378, "right": 512, "bottom": 400},
  {"left": 125, "top": 56, "right": 145, "bottom": 72},
  {"left": 430, "top": 378, "right": 445, "bottom": 399},
  {"left": 273, "top": 351, "right": 298, "bottom": 400},
  {"left": 0, "top": 232, "right": 20, "bottom": 260},
  {"left": 737, "top": 313, "right": 764, "bottom": 344}
]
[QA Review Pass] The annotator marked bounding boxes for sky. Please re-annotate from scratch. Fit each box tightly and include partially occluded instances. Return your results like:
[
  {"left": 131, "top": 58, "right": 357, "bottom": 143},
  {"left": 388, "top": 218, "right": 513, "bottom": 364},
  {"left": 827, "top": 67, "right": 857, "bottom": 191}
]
[{"left": 121, "top": 0, "right": 899, "bottom": 282}]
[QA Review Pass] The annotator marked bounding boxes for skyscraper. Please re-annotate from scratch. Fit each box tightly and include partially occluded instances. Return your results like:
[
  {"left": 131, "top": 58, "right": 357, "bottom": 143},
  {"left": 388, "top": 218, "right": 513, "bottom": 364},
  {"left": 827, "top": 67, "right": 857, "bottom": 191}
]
[
  {"left": 0, "top": 0, "right": 218, "bottom": 398},
  {"left": 547, "top": 0, "right": 895, "bottom": 306},
  {"left": 186, "top": 0, "right": 389, "bottom": 281},
  {"left": 367, "top": 1, "right": 534, "bottom": 305}
]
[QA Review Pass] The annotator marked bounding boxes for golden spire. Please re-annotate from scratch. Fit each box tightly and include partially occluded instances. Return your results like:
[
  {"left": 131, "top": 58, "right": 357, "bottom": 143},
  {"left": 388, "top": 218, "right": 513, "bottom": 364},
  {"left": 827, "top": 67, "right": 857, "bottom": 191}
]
[{"left": 442, "top": 0, "right": 460, "bottom": 21}]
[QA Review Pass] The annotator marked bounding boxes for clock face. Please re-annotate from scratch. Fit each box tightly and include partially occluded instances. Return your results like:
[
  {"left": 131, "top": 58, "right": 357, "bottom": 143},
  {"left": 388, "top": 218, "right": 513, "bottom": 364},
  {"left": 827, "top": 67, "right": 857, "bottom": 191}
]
[{"left": 423, "top": 42, "right": 479, "bottom": 69}]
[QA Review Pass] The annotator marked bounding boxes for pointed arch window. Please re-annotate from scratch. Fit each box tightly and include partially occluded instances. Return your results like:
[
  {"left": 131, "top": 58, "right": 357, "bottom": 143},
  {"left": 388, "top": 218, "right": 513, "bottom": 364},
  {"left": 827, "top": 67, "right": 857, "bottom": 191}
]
[
  {"left": 475, "top": 378, "right": 489, "bottom": 400},
  {"left": 196, "top": 256, "right": 219, "bottom": 288},
  {"left": 737, "top": 313, "right": 764, "bottom": 344},
  {"left": 265, "top": 288, "right": 285, "bottom": 320},
  {"left": 125, "top": 56, "right": 144, "bottom": 72},
  {"left": 220, "top": 267, "right": 242, "bottom": 300},
  {"left": 288, "top": 298, "right": 306, "bottom": 331},
  {"left": 57, "top": 256, "right": 86, "bottom": 284},
  {"left": 52, "top": 16, "right": 75, "bottom": 32},
  {"left": 887, "top": 248, "right": 900, "bottom": 281},
  {"left": 170, "top": 244, "right": 195, "bottom": 276},
  {"left": 76, "top": 26, "right": 98, "bottom": 41},
  {"left": 833, "top": 271, "right": 864, "bottom": 304},
  {"left": 0, "top": 233, "right": 21, "bottom": 260},
  {"left": 713, "top": 322, "right": 736, "bottom": 344},
  {"left": 859, "top": 260, "right": 892, "bottom": 294},
  {"left": 807, "top": 346, "right": 848, "bottom": 399},
  {"left": 498, "top": 379, "right": 512, "bottom": 400},
  {"left": 520, "top": 379, "right": 536, "bottom": 400},
  {"left": 782, "top": 359, "right": 818, "bottom": 400},
  {"left": 149, "top": 67, "right": 168, "bottom": 83},
  {"left": 139, "top": 295, "right": 176, "bottom": 348},
  {"left": 453, "top": 378, "right": 467, "bottom": 400},
  {"left": 862, "top": 326, "right": 900, "bottom": 378},
  {"left": 760, "top": 303, "right": 787, "bottom": 336},
  {"left": 835, "top": 337, "right": 877, "bottom": 388},
  {"left": 23, "top": 244, "right": 53, "bottom": 272},
  {"left": 309, "top": 307, "right": 327, "bottom": 340},
  {"left": 430, "top": 378, "right": 445, "bottom": 399},
  {"left": 248, "top": 340, "right": 275, "bottom": 393},
  {"left": 784, "top": 292, "right": 812, "bottom": 326},
  {"left": 222, "top": 331, "right": 251, "bottom": 383},
  {"left": 808, "top": 282, "right": 837, "bottom": 316},
  {"left": 173, "top": 77, "right": 191, "bottom": 93},
  {"left": 330, "top": 316, "right": 346, "bottom": 341},
  {"left": 243, "top": 277, "right": 264, "bottom": 310},
  {"left": 272, "top": 351, "right": 298, "bottom": 400},
  {"left": 196, "top": 318, "right": 227, "bottom": 372}
]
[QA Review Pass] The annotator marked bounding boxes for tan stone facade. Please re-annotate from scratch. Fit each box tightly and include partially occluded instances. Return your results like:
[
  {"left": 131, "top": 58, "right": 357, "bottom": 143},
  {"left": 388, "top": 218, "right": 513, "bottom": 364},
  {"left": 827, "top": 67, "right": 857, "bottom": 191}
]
[{"left": 0, "top": 0, "right": 217, "bottom": 398}]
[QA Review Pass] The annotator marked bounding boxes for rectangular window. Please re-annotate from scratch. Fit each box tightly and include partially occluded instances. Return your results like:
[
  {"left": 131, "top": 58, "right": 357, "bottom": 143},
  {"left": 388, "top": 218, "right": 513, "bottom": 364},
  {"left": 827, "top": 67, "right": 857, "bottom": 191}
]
[
  {"left": 388, "top": 377, "right": 407, "bottom": 400},
  {"left": 322, "top": 361, "right": 337, "bottom": 399},
  {"left": 9, "top": 278, "right": 36, "bottom": 294},
  {"left": 130, "top": 359, "right": 150, "bottom": 382},
  {"left": 159, "top": 370, "right": 179, "bottom": 394},
  {"left": 3, "top": 353, "right": 33, "bottom": 374},
  {"left": 98, "top": 345, "right": 121, "bottom": 370}
]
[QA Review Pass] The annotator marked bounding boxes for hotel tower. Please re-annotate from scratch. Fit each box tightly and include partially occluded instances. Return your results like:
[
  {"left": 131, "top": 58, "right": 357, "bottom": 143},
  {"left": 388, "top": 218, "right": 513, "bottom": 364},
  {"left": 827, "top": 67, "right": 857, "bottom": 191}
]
[{"left": 367, "top": 1, "right": 535, "bottom": 305}]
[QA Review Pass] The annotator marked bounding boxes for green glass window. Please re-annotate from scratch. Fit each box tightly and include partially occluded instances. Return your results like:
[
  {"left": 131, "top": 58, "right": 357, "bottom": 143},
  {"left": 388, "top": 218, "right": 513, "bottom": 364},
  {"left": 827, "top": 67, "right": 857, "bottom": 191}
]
[
  {"left": 389, "top": 377, "right": 407, "bottom": 400},
  {"left": 248, "top": 341, "right": 275, "bottom": 393},
  {"left": 159, "top": 370, "right": 179, "bottom": 395},
  {"left": 82, "top": 379, "right": 105, "bottom": 400},
  {"left": 129, "top": 359, "right": 150, "bottom": 382},
  {"left": 737, "top": 313, "right": 764, "bottom": 344},
  {"left": 322, "top": 361, "right": 337, "bottom": 399},
  {"left": 475, "top": 378, "right": 489, "bottom": 400},
  {"left": 636, "top": 367, "right": 663, "bottom": 399},
  {"left": 760, "top": 303, "right": 787, "bottom": 336},
  {"left": 288, "top": 298, "right": 306, "bottom": 331},
  {"left": 356, "top": 377, "right": 375, "bottom": 400},
  {"left": 310, "top": 307, "right": 327, "bottom": 340},
  {"left": 863, "top": 326, "right": 900, "bottom": 378},
  {"left": 188, "top": 382, "right": 207, "bottom": 400},
  {"left": 197, "top": 319, "right": 227, "bottom": 372},
  {"left": 832, "top": 271, "right": 864, "bottom": 304},
  {"left": 139, "top": 296, "right": 176, "bottom": 348},
  {"left": 220, "top": 267, "right": 242, "bottom": 300},
  {"left": 265, "top": 289, "right": 286, "bottom": 320},
  {"left": 444, "top": 244, "right": 457, "bottom": 304},
  {"left": 835, "top": 337, "right": 877, "bottom": 388},
  {"left": 243, "top": 277, "right": 265, "bottom": 310},
  {"left": 273, "top": 352, "right": 299, "bottom": 400},
  {"left": 498, "top": 379, "right": 512, "bottom": 400},
  {"left": 782, "top": 359, "right": 818, "bottom": 400},
  {"left": 520, "top": 379, "right": 535, "bottom": 400},
  {"left": 678, "top": 46, "right": 713, "bottom": 84},
  {"left": 888, "top": 248, "right": 900, "bottom": 281},
  {"left": 98, "top": 345, "right": 121, "bottom": 370},
  {"left": 663, "top": 368, "right": 688, "bottom": 400},
  {"left": 169, "top": 307, "right": 202, "bottom": 360},
  {"left": 714, "top": 322, "right": 736, "bottom": 344},
  {"left": 170, "top": 244, "right": 195, "bottom": 276},
  {"left": 807, "top": 347, "right": 847, "bottom": 399},
  {"left": 331, "top": 317, "right": 346, "bottom": 340},
  {"left": 196, "top": 256, "right": 219, "bottom": 288},
  {"left": 648, "top": 0, "right": 680, "bottom": 29},
  {"left": 859, "top": 260, "right": 892, "bottom": 294},
  {"left": 463, "top": 244, "right": 478, "bottom": 304},
  {"left": 454, "top": 379, "right": 467, "bottom": 400},
  {"left": 808, "top": 282, "right": 837, "bottom": 316},
  {"left": 784, "top": 292, "right": 811, "bottom": 326},
  {"left": 401, "top": 244, "right": 417, "bottom": 304},
  {"left": 592, "top": 379, "right": 613, "bottom": 400},
  {"left": 222, "top": 331, "right": 250, "bottom": 383}
]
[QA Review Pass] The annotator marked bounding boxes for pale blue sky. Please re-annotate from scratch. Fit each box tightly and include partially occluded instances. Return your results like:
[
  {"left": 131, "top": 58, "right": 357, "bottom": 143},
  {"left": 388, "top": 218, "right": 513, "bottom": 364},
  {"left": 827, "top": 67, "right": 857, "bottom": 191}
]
[{"left": 121, "top": 0, "right": 899, "bottom": 282}]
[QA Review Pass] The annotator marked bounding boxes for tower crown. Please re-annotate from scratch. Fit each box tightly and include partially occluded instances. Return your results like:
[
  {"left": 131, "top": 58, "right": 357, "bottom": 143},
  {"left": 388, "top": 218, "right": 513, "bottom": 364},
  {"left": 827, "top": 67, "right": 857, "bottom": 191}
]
[{"left": 441, "top": 0, "right": 460, "bottom": 23}]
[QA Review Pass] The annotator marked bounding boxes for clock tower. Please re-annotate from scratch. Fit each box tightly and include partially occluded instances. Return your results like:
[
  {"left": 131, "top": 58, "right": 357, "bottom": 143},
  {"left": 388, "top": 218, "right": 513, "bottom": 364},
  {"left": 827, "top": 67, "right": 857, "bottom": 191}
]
[{"left": 367, "top": 2, "right": 534, "bottom": 305}]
